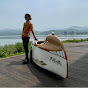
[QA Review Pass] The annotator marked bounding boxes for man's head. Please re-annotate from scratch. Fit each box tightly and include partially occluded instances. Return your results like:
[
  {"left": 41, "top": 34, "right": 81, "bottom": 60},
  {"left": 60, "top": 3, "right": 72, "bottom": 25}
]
[{"left": 25, "top": 14, "right": 32, "bottom": 21}]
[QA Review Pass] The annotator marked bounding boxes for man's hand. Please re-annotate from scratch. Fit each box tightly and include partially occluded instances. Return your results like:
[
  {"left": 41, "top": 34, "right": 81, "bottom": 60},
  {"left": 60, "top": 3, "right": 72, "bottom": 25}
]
[{"left": 35, "top": 37, "right": 38, "bottom": 41}]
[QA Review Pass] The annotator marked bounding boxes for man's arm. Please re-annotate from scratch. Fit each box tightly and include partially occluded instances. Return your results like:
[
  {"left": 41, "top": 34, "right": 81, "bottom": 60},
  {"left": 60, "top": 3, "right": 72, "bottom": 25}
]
[
  {"left": 31, "top": 29, "right": 36, "bottom": 38},
  {"left": 22, "top": 23, "right": 25, "bottom": 39},
  {"left": 30, "top": 24, "right": 37, "bottom": 40}
]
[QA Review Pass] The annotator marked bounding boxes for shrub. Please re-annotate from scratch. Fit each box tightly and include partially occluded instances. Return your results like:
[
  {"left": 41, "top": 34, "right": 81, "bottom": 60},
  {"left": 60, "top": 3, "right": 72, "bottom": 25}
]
[
  {"left": 0, "top": 42, "right": 31, "bottom": 58},
  {"left": 62, "top": 38, "right": 88, "bottom": 43}
]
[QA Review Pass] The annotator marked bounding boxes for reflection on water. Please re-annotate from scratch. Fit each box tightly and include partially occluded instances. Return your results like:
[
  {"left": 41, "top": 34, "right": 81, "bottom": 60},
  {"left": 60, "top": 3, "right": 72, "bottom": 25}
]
[{"left": 0, "top": 35, "right": 88, "bottom": 46}]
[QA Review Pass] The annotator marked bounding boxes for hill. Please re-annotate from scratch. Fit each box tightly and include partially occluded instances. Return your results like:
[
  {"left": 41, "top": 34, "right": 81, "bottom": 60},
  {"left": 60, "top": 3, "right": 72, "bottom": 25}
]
[{"left": 0, "top": 26, "right": 88, "bottom": 36}]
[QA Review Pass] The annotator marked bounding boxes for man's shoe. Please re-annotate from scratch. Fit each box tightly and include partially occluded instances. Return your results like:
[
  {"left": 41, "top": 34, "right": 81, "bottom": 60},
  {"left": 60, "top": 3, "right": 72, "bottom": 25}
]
[{"left": 22, "top": 59, "right": 29, "bottom": 64}]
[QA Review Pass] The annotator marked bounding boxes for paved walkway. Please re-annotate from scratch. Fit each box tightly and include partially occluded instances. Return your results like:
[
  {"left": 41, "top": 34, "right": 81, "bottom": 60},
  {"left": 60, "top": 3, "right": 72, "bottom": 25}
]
[{"left": 0, "top": 42, "right": 88, "bottom": 87}]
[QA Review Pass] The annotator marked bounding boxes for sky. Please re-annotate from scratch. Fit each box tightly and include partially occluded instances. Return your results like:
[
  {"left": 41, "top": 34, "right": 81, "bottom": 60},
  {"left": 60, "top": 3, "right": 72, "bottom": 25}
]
[{"left": 0, "top": 0, "right": 88, "bottom": 31}]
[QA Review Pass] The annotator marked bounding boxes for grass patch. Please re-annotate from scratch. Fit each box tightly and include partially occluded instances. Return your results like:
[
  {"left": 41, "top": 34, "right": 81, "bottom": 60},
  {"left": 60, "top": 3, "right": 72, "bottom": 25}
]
[
  {"left": 62, "top": 38, "right": 88, "bottom": 43},
  {"left": 0, "top": 41, "right": 32, "bottom": 59}
]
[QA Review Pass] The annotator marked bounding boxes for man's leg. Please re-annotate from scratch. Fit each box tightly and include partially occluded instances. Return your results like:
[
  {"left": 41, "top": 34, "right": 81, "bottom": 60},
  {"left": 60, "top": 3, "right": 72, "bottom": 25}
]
[
  {"left": 24, "top": 42, "right": 29, "bottom": 60},
  {"left": 22, "top": 38, "right": 29, "bottom": 63}
]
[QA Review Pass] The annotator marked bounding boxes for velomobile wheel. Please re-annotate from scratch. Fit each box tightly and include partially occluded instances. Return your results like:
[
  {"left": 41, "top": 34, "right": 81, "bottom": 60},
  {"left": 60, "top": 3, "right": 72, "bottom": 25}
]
[{"left": 56, "top": 75, "right": 63, "bottom": 80}]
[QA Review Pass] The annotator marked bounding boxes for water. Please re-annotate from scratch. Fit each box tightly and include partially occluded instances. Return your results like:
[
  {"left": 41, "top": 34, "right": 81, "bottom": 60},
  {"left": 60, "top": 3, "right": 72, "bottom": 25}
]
[{"left": 0, "top": 35, "right": 88, "bottom": 46}]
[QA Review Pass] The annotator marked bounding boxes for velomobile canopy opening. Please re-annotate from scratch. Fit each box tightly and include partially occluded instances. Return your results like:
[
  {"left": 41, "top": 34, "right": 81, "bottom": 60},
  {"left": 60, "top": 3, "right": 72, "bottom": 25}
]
[{"left": 35, "top": 34, "right": 64, "bottom": 51}]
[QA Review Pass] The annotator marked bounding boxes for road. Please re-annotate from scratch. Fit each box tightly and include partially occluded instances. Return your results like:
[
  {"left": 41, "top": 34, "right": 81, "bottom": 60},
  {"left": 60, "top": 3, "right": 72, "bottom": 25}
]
[{"left": 0, "top": 42, "right": 88, "bottom": 87}]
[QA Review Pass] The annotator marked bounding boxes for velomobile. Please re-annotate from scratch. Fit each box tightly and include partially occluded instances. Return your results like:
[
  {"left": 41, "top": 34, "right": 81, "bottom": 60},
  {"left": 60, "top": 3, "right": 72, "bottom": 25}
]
[{"left": 30, "top": 33, "right": 68, "bottom": 78}]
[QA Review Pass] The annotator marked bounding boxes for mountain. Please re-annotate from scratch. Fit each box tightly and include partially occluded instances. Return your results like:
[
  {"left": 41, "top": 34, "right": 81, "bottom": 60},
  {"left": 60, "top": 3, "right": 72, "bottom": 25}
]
[
  {"left": 38, "top": 26, "right": 88, "bottom": 35},
  {"left": 0, "top": 26, "right": 88, "bottom": 36},
  {"left": 67, "top": 26, "right": 88, "bottom": 31},
  {"left": 0, "top": 29, "right": 22, "bottom": 36},
  {"left": 0, "top": 28, "right": 40, "bottom": 36}
]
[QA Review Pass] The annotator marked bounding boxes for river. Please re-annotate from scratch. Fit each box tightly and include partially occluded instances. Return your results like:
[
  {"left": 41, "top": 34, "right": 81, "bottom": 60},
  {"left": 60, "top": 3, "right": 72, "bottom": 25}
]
[{"left": 0, "top": 35, "right": 88, "bottom": 46}]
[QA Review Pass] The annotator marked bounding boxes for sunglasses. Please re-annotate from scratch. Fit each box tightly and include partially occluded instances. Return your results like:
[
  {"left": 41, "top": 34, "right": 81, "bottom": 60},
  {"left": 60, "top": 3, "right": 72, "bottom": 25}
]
[{"left": 25, "top": 16, "right": 28, "bottom": 18}]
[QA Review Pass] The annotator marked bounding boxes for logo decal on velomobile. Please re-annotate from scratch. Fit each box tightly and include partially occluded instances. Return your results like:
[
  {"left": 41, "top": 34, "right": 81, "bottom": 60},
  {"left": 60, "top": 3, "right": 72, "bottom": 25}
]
[{"left": 50, "top": 57, "right": 62, "bottom": 66}]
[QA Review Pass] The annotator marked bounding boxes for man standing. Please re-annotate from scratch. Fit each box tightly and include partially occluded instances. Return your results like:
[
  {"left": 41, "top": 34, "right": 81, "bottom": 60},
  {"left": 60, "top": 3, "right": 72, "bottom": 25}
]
[{"left": 22, "top": 13, "right": 37, "bottom": 64}]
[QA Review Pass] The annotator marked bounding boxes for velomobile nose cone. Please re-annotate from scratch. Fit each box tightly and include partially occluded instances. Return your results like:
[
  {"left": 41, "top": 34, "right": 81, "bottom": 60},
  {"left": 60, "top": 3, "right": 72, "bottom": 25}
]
[{"left": 37, "top": 34, "right": 64, "bottom": 51}]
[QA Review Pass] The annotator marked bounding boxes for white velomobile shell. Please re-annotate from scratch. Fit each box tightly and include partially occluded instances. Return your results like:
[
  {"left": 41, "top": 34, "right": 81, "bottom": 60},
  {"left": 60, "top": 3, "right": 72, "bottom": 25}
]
[{"left": 31, "top": 34, "right": 68, "bottom": 78}]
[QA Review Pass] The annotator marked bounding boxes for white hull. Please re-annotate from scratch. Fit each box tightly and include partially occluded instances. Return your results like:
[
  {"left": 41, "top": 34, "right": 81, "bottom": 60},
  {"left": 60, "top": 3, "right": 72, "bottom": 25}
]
[{"left": 31, "top": 44, "right": 68, "bottom": 78}]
